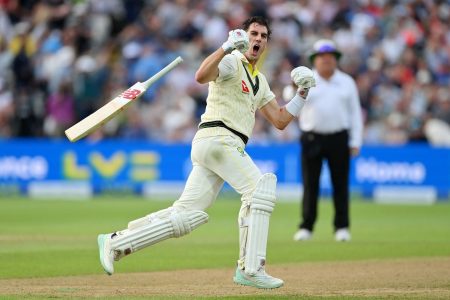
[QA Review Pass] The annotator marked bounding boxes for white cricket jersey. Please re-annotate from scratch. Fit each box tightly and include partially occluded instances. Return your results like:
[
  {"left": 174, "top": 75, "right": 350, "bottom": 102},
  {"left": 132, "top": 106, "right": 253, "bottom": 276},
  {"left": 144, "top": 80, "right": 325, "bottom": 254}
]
[
  {"left": 300, "top": 69, "right": 363, "bottom": 148},
  {"left": 196, "top": 50, "right": 275, "bottom": 142}
]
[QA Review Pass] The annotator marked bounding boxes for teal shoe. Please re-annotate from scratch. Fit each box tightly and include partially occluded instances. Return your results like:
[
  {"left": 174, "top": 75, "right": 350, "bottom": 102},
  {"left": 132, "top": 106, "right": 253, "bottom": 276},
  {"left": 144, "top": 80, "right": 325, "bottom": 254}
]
[
  {"left": 97, "top": 234, "right": 114, "bottom": 275},
  {"left": 233, "top": 267, "right": 284, "bottom": 289}
]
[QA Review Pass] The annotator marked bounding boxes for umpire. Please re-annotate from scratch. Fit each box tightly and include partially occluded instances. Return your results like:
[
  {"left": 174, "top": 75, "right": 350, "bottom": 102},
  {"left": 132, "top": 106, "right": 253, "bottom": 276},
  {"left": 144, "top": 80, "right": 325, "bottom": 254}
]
[{"left": 293, "top": 39, "right": 363, "bottom": 242}]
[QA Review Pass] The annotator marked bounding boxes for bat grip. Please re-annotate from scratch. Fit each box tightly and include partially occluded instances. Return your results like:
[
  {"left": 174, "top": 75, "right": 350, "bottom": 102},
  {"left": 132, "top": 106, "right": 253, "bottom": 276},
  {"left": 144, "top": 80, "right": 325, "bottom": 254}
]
[{"left": 142, "top": 56, "right": 183, "bottom": 89}]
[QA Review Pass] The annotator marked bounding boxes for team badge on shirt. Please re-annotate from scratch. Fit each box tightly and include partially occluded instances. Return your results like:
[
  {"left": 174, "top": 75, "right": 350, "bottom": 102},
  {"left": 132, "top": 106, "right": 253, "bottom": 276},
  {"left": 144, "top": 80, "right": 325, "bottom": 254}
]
[
  {"left": 241, "top": 80, "right": 250, "bottom": 94},
  {"left": 237, "top": 146, "right": 247, "bottom": 157}
]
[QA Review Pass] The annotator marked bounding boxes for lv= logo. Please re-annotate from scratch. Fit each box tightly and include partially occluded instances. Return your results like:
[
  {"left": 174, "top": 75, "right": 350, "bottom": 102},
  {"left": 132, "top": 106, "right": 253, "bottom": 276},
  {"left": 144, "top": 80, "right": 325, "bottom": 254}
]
[{"left": 241, "top": 80, "right": 250, "bottom": 94}]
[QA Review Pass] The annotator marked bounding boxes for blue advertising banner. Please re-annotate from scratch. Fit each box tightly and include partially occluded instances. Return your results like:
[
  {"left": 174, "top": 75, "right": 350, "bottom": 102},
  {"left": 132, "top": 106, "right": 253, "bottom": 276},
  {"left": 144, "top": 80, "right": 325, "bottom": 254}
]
[
  {"left": 354, "top": 145, "right": 450, "bottom": 198},
  {"left": 0, "top": 140, "right": 191, "bottom": 194},
  {"left": 0, "top": 140, "right": 449, "bottom": 199}
]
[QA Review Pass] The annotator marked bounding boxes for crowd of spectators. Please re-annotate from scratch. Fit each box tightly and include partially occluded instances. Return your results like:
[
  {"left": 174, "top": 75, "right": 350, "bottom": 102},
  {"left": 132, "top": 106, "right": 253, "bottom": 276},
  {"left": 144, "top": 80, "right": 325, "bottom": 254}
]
[{"left": 0, "top": 0, "right": 449, "bottom": 145}]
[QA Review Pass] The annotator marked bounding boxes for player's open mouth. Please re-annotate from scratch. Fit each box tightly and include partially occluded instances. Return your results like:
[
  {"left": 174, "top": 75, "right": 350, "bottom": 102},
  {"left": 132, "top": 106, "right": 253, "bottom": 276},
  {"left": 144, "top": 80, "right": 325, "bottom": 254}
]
[{"left": 252, "top": 44, "right": 260, "bottom": 55}]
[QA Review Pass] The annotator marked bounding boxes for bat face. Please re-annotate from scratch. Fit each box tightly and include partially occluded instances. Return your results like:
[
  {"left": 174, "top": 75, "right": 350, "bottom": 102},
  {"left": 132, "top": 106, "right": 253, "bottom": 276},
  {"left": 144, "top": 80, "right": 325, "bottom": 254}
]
[
  {"left": 65, "top": 56, "right": 183, "bottom": 142},
  {"left": 65, "top": 82, "right": 146, "bottom": 142}
]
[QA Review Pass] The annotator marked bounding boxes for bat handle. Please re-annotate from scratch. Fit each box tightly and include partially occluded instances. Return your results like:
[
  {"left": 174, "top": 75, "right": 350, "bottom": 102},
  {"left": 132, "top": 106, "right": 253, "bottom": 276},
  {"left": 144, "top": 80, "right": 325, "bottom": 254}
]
[{"left": 142, "top": 56, "right": 184, "bottom": 89}]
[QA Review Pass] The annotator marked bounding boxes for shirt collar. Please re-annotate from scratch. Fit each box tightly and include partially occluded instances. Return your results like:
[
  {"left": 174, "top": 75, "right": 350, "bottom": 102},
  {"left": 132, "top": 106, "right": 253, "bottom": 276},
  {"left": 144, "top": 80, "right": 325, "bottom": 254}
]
[{"left": 233, "top": 50, "right": 259, "bottom": 77}]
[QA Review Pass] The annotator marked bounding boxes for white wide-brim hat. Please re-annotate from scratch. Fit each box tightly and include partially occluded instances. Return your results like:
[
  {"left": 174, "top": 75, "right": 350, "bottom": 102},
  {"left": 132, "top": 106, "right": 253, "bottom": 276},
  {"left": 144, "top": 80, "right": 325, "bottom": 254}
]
[{"left": 309, "top": 39, "right": 342, "bottom": 63}]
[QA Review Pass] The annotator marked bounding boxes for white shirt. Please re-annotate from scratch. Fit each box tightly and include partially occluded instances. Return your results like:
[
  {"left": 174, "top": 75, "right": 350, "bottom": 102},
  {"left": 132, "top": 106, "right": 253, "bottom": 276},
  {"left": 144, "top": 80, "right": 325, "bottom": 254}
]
[{"left": 300, "top": 69, "right": 363, "bottom": 148}]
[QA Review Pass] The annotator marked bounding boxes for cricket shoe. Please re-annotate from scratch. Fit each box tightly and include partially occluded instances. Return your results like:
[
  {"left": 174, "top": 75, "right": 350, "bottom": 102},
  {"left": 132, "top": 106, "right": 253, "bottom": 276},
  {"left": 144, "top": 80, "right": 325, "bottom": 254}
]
[
  {"left": 335, "top": 228, "right": 351, "bottom": 242},
  {"left": 97, "top": 234, "right": 115, "bottom": 275},
  {"left": 293, "top": 228, "right": 312, "bottom": 241},
  {"left": 233, "top": 267, "right": 284, "bottom": 289}
]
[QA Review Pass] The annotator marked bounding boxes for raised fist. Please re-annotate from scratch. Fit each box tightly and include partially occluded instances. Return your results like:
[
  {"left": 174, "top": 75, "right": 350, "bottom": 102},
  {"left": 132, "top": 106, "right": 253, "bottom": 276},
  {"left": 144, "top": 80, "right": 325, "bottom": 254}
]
[
  {"left": 291, "top": 66, "right": 316, "bottom": 99},
  {"left": 291, "top": 66, "right": 316, "bottom": 89},
  {"left": 222, "top": 29, "right": 249, "bottom": 54}
]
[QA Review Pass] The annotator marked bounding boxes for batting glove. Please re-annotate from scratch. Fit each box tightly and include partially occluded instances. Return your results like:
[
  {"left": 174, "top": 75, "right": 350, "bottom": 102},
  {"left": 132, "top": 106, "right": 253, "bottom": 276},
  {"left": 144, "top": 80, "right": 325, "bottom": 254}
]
[
  {"left": 222, "top": 29, "right": 249, "bottom": 54},
  {"left": 291, "top": 66, "right": 316, "bottom": 99}
]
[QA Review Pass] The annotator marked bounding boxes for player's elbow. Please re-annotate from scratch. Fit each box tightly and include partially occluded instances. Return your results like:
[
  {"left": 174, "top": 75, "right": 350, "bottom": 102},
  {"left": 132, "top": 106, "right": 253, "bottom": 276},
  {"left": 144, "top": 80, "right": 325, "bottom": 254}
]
[
  {"left": 273, "top": 120, "right": 288, "bottom": 130},
  {"left": 277, "top": 123, "right": 288, "bottom": 130},
  {"left": 195, "top": 71, "right": 208, "bottom": 84}
]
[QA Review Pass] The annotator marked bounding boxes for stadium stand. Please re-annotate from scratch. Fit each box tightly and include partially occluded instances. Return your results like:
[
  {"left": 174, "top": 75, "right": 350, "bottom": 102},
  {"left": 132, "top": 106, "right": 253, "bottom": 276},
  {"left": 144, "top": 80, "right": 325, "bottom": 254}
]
[{"left": 0, "top": 0, "right": 448, "bottom": 145}]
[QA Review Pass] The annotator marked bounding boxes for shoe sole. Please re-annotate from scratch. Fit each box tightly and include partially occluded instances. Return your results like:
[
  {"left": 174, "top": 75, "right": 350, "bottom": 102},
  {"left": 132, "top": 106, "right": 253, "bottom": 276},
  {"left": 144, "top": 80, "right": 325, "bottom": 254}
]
[
  {"left": 233, "top": 275, "right": 283, "bottom": 289},
  {"left": 97, "top": 234, "right": 112, "bottom": 275}
]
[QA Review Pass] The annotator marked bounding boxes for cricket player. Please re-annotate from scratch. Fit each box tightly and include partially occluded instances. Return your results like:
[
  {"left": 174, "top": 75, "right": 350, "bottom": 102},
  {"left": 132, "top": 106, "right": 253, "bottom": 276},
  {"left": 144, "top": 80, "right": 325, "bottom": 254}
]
[{"left": 97, "top": 16, "right": 315, "bottom": 289}]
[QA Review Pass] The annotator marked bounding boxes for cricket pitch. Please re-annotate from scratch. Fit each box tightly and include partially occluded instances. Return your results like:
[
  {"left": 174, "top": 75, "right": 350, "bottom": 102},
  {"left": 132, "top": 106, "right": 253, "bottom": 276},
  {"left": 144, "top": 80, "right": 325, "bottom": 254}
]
[{"left": 1, "top": 257, "right": 449, "bottom": 299}]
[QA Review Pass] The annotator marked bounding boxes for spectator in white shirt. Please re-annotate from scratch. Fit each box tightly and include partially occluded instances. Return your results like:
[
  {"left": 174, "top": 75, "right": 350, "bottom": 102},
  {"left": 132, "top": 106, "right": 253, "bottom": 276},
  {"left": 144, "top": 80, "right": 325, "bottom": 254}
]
[{"left": 292, "top": 39, "right": 363, "bottom": 242}]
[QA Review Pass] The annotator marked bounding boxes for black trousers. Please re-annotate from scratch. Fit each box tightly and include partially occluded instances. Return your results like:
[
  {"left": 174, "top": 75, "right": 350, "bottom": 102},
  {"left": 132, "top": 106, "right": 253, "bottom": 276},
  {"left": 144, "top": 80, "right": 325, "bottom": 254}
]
[{"left": 299, "top": 130, "right": 350, "bottom": 232}]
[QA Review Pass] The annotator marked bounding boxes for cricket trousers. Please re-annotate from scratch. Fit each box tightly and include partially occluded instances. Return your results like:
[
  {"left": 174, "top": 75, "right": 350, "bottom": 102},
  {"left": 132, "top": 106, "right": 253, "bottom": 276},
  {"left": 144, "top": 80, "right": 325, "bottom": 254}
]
[
  {"left": 173, "top": 129, "right": 262, "bottom": 211},
  {"left": 299, "top": 130, "right": 350, "bottom": 232},
  {"left": 173, "top": 128, "right": 269, "bottom": 265}
]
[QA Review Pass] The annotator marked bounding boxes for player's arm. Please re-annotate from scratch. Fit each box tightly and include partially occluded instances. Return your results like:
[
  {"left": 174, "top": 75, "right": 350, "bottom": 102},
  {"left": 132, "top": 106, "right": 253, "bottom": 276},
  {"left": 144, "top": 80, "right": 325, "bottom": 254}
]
[
  {"left": 195, "top": 29, "right": 249, "bottom": 84},
  {"left": 259, "top": 99, "right": 295, "bottom": 130},
  {"left": 260, "top": 66, "right": 316, "bottom": 130},
  {"left": 195, "top": 49, "right": 226, "bottom": 84}
]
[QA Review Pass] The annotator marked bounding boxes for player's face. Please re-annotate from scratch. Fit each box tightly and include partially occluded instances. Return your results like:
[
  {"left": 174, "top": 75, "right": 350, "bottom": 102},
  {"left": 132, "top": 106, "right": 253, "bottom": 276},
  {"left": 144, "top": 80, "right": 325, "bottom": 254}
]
[{"left": 245, "top": 23, "right": 268, "bottom": 63}]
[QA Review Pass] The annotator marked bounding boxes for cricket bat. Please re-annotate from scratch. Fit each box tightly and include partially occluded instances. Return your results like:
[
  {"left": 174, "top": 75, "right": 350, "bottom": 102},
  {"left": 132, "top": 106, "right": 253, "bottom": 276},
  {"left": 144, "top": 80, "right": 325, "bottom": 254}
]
[{"left": 65, "top": 56, "right": 184, "bottom": 142}]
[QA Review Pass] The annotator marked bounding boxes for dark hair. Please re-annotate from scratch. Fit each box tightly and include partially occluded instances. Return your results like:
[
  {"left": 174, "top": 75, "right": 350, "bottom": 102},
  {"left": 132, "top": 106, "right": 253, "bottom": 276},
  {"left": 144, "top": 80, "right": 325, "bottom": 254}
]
[{"left": 242, "top": 16, "right": 272, "bottom": 40}]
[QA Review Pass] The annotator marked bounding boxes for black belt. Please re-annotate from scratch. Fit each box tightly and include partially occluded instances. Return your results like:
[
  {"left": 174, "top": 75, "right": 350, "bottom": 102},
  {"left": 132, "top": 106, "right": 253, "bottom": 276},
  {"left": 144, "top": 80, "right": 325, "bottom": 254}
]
[
  {"left": 199, "top": 121, "right": 248, "bottom": 145},
  {"left": 304, "top": 129, "right": 348, "bottom": 137}
]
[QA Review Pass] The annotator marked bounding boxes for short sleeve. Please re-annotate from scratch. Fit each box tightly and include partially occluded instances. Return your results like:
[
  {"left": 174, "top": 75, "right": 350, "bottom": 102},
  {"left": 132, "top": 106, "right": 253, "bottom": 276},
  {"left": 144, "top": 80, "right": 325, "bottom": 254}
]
[
  {"left": 217, "top": 54, "right": 238, "bottom": 82},
  {"left": 257, "top": 75, "right": 275, "bottom": 109}
]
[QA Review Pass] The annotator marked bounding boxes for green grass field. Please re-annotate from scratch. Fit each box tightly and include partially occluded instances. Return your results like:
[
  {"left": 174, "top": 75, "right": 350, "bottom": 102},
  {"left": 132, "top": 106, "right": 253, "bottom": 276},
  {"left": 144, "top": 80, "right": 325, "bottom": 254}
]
[{"left": 1, "top": 196, "right": 450, "bottom": 299}]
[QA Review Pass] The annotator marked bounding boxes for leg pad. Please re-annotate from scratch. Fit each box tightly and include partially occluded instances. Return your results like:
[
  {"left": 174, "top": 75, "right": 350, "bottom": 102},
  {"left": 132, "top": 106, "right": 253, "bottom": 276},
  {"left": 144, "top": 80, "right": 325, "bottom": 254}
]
[
  {"left": 111, "top": 207, "right": 208, "bottom": 258},
  {"left": 243, "top": 173, "right": 277, "bottom": 275}
]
